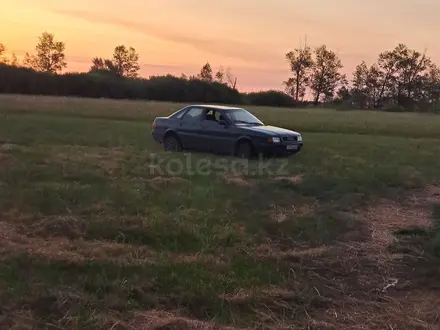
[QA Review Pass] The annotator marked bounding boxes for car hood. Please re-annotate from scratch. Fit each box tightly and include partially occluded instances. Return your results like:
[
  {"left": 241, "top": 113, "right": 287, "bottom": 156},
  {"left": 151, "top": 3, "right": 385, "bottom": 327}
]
[{"left": 239, "top": 125, "right": 301, "bottom": 136}]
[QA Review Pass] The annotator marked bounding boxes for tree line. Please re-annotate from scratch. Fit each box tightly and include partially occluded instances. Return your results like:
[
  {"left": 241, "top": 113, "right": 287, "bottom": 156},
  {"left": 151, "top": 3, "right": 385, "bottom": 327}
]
[
  {"left": 0, "top": 32, "right": 247, "bottom": 105},
  {"left": 1, "top": 32, "right": 440, "bottom": 111},
  {"left": 284, "top": 43, "right": 440, "bottom": 111}
]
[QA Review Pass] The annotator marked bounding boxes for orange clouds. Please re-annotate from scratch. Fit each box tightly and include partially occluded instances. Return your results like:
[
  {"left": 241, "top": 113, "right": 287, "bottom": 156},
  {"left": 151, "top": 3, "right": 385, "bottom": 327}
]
[{"left": 2, "top": 0, "right": 440, "bottom": 91}]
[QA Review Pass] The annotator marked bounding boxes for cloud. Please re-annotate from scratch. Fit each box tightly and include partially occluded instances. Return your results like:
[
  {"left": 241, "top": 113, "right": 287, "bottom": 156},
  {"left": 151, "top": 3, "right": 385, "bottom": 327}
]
[{"left": 53, "top": 9, "right": 280, "bottom": 64}]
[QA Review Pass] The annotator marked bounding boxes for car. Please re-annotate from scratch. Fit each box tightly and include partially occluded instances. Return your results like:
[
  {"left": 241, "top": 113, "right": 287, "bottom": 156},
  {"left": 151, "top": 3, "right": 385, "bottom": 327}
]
[{"left": 151, "top": 105, "right": 303, "bottom": 158}]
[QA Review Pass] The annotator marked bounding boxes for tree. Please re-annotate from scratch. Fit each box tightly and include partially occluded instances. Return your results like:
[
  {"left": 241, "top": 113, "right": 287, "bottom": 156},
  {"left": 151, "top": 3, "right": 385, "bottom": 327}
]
[
  {"left": 352, "top": 61, "right": 369, "bottom": 93},
  {"left": 372, "top": 44, "right": 433, "bottom": 108},
  {"left": 23, "top": 32, "right": 66, "bottom": 73},
  {"left": 310, "top": 45, "right": 345, "bottom": 104},
  {"left": 198, "top": 62, "right": 213, "bottom": 82},
  {"left": 112, "top": 45, "right": 140, "bottom": 78},
  {"left": 284, "top": 45, "right": 313, "bottom": 101},
  {"left": 215, "top": 66, "right": 225, "bottom": 83},
  {"left": 393, "top": 44, "right": 431, "bottom": 106},
  {"left": 10, "top": 53, "right": 18, "bottom": 67},
  {"left": 351, "top": 61, "right": 381, "bottom": 108},
  {"left": 0, "top": 43, "right": 7, "bottom": 64},
  {"left": 90, "top": 57, "right": 106, "bottom": 71},
  {"left": 422, "top": 63, "right": 440, "bottom": 111},
  {"left": 89, "top": 46, "right": 140, "bottom": 78},
  {"left": 89, "top": 57, "right": 119, "bottom": 76},
  {"left": 374, "top": 47, "right": 401, "bottom": 108},
  {"left": 225, "top": 67, "right": 237, "bottom": 89}
]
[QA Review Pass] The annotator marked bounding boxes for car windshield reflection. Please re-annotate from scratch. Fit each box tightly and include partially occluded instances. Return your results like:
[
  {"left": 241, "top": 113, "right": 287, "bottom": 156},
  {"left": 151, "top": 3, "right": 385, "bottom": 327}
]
[{"left": 226, "top": 109, "right": 264, "bottom": 126}]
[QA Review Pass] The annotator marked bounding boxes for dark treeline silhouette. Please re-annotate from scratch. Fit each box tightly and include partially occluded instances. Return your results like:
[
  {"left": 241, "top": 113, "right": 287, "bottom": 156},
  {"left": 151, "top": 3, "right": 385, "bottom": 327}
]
[
  {"left": 242, "top": 90, "right": 297, "bottom": 107},
  {"left": 2, "top": 32, "right": 440, "bottom": 111},
  {"left": 0, "top": 63, "right": 297, "bottom": 106},
  {"left": 0, "top": 65, "right": 243, "bottom": 104}
]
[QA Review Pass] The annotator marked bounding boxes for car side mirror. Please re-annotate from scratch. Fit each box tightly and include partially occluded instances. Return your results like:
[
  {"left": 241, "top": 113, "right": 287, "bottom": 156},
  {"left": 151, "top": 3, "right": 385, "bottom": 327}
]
[{"left": 218, "top": 120, "right": 228, "bottom": 127}]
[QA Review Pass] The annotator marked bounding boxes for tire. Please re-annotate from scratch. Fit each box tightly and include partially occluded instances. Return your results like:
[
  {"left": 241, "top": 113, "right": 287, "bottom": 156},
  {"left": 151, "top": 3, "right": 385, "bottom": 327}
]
[
  {"left": 164, "top": 134, "right": 182, "bottom": 152},
  {"left": 235, "top": 141, "right": 253, "bottom": 159}
]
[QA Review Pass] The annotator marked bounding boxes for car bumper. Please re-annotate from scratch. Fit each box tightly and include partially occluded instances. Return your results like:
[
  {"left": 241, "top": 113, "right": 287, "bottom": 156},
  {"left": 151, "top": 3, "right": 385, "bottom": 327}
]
[
  {"left": 254, "top": 142, "right": 303, "bottom": 156},
  {"left": 152, "top": 130, "right": 163, "bottom": 144}
]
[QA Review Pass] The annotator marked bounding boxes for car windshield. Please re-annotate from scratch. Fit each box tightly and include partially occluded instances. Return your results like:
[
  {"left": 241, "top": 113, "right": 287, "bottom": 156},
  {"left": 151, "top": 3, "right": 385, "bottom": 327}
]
[{"left": 226, "top": 109, "right": 263, "bottom": 125}]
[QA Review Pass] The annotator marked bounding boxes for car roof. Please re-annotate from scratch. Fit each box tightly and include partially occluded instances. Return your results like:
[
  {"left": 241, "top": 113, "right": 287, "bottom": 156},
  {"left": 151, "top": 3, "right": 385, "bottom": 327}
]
[{"left": 190, "top": 105, "right": 244, "bottom": 111}]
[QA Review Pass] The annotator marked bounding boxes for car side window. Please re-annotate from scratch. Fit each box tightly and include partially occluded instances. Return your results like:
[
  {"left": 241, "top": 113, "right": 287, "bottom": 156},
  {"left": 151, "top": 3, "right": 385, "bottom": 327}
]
[
  {"left": 174, "top": 110, "right": 185, "bottom": 119},
  {"left": 203, "top": 109, "right": 223, "bottom": 124},
  {"left": 182, "top": 107, "right": 203, "bottom": 122},
  {"left": 169, "top": 107, "right": 187, "bottom": 119}
]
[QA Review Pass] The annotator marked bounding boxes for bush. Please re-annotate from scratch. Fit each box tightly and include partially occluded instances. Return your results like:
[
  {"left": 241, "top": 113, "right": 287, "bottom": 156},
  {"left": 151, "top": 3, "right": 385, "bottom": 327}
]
[{"left": 242, "top": 90, "right": 296, "bottom": 107}]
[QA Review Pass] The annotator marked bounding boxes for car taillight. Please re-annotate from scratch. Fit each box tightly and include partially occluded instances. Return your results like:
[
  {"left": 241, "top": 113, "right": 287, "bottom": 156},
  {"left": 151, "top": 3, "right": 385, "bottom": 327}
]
[{"left": 152, "top": 121, "right": 157, "bottom": 129}]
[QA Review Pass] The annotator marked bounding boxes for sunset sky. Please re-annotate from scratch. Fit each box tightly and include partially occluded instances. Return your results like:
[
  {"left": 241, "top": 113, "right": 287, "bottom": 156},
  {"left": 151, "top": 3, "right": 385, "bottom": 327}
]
[{"left": 1, "top": 0, "right": 439, "bottom": 91}]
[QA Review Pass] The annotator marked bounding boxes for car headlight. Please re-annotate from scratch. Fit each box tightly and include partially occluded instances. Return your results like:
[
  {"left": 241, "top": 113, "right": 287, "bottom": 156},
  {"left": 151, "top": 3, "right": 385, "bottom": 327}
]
[
  {"left": 269, "top": 137, "right": 281, "bottom": 143},
  {"left": 297, "top": 135, "right": 302, "bottom": 142}
]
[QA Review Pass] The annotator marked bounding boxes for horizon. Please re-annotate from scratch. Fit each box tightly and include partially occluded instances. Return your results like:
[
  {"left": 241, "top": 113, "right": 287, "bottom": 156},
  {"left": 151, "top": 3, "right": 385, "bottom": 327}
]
[{"left": 2, "top": 0, "right": 440, "bottom": 92}]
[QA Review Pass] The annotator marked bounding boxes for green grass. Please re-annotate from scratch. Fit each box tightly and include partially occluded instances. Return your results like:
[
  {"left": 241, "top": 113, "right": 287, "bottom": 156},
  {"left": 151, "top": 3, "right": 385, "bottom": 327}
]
[
  {"left": 3, "top": 93, "right": 440, "bottom": 138},
  {"left": 432, "top": 205, "right": 440, "bottom": 255},
  {"left": 1, "top": 94, "right": 440, "bottom": 329}
]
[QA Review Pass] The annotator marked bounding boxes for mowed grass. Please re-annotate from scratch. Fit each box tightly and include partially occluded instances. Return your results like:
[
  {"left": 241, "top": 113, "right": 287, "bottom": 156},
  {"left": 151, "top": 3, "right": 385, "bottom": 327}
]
[
  {"left": 1, "top": 94, "right": 440, "bottom": 329},
  {"left": 3, "top": 93, "right": 440, "bottom": 138}
]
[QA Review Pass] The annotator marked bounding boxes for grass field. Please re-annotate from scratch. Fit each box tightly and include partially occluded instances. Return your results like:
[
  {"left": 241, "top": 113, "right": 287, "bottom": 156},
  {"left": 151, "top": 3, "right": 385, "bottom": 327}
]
[{"left": 1, "top": 94, "right": 440, "bottom": 329}]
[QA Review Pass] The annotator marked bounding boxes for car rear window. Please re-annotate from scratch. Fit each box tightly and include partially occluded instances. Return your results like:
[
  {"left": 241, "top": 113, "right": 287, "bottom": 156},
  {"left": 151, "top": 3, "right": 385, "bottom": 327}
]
[
  {"left": 182, "top": 107, "right": 203, "bottom": 122},
  {"left": 169, "top": 108, "right": 186, "bottom": 119}
]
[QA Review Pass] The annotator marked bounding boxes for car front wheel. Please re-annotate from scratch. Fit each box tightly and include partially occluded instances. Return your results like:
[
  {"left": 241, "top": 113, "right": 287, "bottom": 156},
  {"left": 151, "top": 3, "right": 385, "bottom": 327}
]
[{"left": 235, "top": 141, "right": 253, "bottom": 159}]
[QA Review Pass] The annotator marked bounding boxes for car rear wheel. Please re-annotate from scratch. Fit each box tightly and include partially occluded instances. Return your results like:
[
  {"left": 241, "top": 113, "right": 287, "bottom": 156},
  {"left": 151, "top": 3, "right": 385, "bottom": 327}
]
[
  {"left": 235, "top": 141, "right": 253, "bottom": 159},
  {"left": 164, "top": 135, "right": 182, "bottom": 152}
]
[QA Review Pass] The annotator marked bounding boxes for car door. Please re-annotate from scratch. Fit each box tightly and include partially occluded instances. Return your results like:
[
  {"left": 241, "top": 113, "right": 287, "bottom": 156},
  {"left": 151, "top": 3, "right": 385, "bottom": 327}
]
[
  {"left": 177, "top": 107, "right": 204, "bottom": 150},
  {"left": 200, "top": 110, "right": 235, "bottom": 154}
]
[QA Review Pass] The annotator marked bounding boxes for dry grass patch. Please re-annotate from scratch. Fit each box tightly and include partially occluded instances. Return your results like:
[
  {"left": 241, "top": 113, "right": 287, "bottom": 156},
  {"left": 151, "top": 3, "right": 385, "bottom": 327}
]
[
  {"left": 268, "top": 202, "right": 316, "bottom": 224},
  {"left": 272, "top": 174, "right": 303, "bottom": 185},
  {"left": 171, "top": 253, "right": 228, "bottom": 266},
  {"left": 244, "top": 187, "right": 440, "bottom": 329},
  {"left": 357, "top": 199, "right": 433, "bottom": 249},
  {"left": 0, "top": 143, "right": 16, "bottom": 172},
  {"left": 0, "top": 220, "right": 156, "bottom": 264},
  {"left": 148, "top": 176, "right": 190, "bottom": 189},
  {"left": 306, "top": 290, "right": 440, "bottom": 330},
  {"left": 410, "top": 184, "right": 440, "bottom": 205},
  {"left": 31, "top": 215, "right": 87, "bottom": 239},
  {"left": 253, "top": 242, "right": 331, "bottom": 260},
  {"left": 0, "top": 218, "right": 231, "bottom": 266},
  {"left": 221, "top": 174, "right": 253, "bottom": 187},
  {"left": 129, "top": 310, "right": 238, "bottom": 330},
  {"left": 53, "top": 146, "right": 125, "bottom": 172}
]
